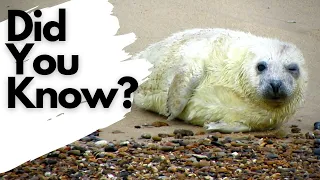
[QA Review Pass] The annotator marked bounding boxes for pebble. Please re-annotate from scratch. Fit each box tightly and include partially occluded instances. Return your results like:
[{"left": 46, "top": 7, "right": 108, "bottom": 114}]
[
  {"left": 2, "top": 128, "right": 320, "bottom": 180},
  {"left": 152, "top": 136, "right": 162, "bottom": 141},
  {"left": 159, "top": 146, "right": 174, "bottom": 152},
  {"left": 314, "top": 148, "right": 320, "bottom": 156},
  {"left": 291, "top": 127, "right": 301, "bottom": 133},
  {"left": 94, "top": 140, "right": 108, "bottom": 147},
  {"left": 314, "top": 122, "right": 320, "bottom": 130},
  {"left": 306, "top": 132, "right": 315, "bottom": 139},
  {"left": 151, "top": 121, "right": 169, "bottom": 127},
  {"left": 119, "top": 141, "right": 130, "bottom": 146},
  {"left": 173, "top": 129, "right": 194, "bottom": 137},
  {"left": 141, "top": 133, "right": 152, "bottom": 139},
  {"left": 104, "top": 143, "right": 118, "bottom": 152},
  {"left": 266, "top": 153, "right": 278, "bottom": 159},
  {"left": 67, "top": 150, "right": 81, "bottom": 156}
]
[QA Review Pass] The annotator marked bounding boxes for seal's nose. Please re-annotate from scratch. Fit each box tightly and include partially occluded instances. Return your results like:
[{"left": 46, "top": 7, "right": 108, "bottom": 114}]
[{"left": 270, "top": 80, "right": 282, "bottom": 94}]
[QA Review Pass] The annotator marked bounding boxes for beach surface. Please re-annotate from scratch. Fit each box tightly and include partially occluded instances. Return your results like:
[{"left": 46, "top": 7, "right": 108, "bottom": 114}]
[{"left": 1, "top": 0, "right": 320, "bottom": 141}]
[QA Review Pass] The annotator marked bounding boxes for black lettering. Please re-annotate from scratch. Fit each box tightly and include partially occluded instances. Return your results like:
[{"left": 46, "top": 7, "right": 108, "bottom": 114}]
[
  {"left": 33, "top": 55, "right": 56, "bottom": 75},
  {"left": 57, "top": 55, "right": 79, "bottom": 75},
  {"left": 43, "top": 9, "right": 66, "bottom": 41},
  {"left": 8, "top": 10, "right": 33, "bottom": 41},
  {"left": 8, "top": 77, "right": 36, "bottom": 108},
  {"left": 81, "top": 89, "right": 118, "bottom": 108},
  {"left": 5, "top": 43, "right": 34, "bottom": 75},
  {"left": 59, "top": 88, "right": 82, "bottom": 108},
  {"left": 36, "top": 88, "right": 58, "bottom": 108}
]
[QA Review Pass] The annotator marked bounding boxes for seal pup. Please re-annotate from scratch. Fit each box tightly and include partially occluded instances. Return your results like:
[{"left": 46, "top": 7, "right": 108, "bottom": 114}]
[{"left": 132, "top": 28, "right": 308, "bottom": 133}]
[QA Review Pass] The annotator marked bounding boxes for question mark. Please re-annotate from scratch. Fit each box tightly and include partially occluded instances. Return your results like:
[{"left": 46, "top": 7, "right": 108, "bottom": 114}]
[{"left": 118, "top": 76, "right": 139, "bottom": 109}]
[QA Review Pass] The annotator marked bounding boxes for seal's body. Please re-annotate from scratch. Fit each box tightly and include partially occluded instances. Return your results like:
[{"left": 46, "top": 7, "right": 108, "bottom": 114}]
[{"left": 132, "top": 28, "right": 308, "bottom": 133}]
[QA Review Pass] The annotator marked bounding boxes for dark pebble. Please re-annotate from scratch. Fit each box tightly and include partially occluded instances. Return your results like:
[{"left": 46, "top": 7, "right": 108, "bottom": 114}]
[
  {"left": 119, "top": 171, "right": 130, "bottom": 179},
  {"left": 105, "top": 143, "right": 118, "bottom": 152},
  {"left": 134, "top": 125, "right": 141, "bottom": 129},
  {"left": 291, "top": 127, "right": 301, "bottom": 133},
  {"left": 43, "top": 159, "right": 57, "bottom": 165},
  {"left": 173, "top": 129, "right": 194, "bottom": 137},
  {"left": 72, "top": 146, "right": 87, "bottom": 153},
  {"left": 193, "top": 148, "right": 202, "bottom": 154},
  {"left": 209, "top": 135, "right": 219, "bottom": 142},
  {"left": 47, "top": 151, "right": 60, "bottom": 158},
  {"left": 223, "top": 137, "right": 232, "bottom": 143},
  {"left": 314, "top": 148, "right": 320, "bottom": 156},
  {"left": 266, "top": 139, "right": 273, "bottom": 144},
  {"left": 314, "top": 139, "right": 320, "bottom": 145},
  {"left": 87, "top": 131, "right": 99, "bottom": 137},
  {"left": 314, "top": 122, "right": 320, "bottom": 130},
  {"left": 266, "top": 153, "right": 278, "bottom": 159},
  {"left": 67, "top": 150, "right": 81, "bottom": 156},
  {"left": 132, "top": 143, "right": 142, "bottom": 148},
  {"left": 80, "top": 136, "right": 92, "bottom": 142},
  {"left": 89, "top": 136, "right": 103, "bottom": 142},
  {"left": 211, "top": 141, "right": 225, "bottom": 147}
]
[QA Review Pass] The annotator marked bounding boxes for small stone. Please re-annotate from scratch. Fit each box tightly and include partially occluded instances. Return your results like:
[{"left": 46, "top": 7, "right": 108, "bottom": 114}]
[
  {"left": 306, "top": 132, "right": 315, "bottom": 139},
  {"left": 158, "top": 133, "right": 170, "bottom": 138},
  {"left": 72, "top": 145, "right": 87, "bottom": 153},
  {"left": 266, "top": 153, "right": 278, "bottom": 159},
  {"left": 68, "top": 150, "right": 81, "bottom": 156},
  {"left": 216, "top": 152, "right": 227, "bottom": 157},
  {"left": 119, "top": 141, "right": 130, "bottom": 146},
  {"left": 314, "top": 130, "right": 320, "bottom": 135},
  {"left": 151, "top": 121, "right": 169, "bottom": 127},
  {"left": 95, "top": 140, "right": 108, "bottom": 147},
  {"left": 192, "top": 154, "right": 209, "bottom": 160},
  {"left": 104, "top": 143, "right": 118, "bottom": 152},
  {"left": 111, "top": 130, "right": 124, "bottom": 134},
  {"left": 159, "top": 146, "right": 174, "bottom": 152},
  {"left": 314, "top": 139, "right": 320, "bottom": 145},
  {"left": 43, "top": 159, "right": 57, "bottom": 165},
  {"left": 293, "top": 139, "right": 307, "bottom": 144},
  {"left": 127, "top": 165, "right": 134, "bottom": 171},
  {"left": 173, "top": 129, "right": 194, "bottom": 137},
  {"left": 168, "top": 165, "right": 177, "bottom": 173},
  {"left": 44, "top": 172, "right": 51, "bottom": 177},
  {"left": 141, "top": 133, "right": 152, "bottom": 139},
  {"left": 152, "top": 136, "right": 162, "bottom": 141},
  {"left": 119, "top": 171, "right": 130, "bottom": 178},
  {"left": 314, "top": 122, "right": 320, "bottom": 130},
  {"left": 291, "top": 127, "right": 301, "bottom": 133},
  {"left": 134, "top": 125, "right": 141, "bottom": 129},
  {"left": 204, "top": 176, "right": 214, "bottom": 180},
  {"left": 58, "top": 153, "right": 67, "bottom": 159}
]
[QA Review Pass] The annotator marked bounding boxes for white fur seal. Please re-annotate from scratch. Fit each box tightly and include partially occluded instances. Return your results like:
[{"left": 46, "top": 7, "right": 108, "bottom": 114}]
[{"left": 132, "top": 28, "right": 308, "bottom": 133}]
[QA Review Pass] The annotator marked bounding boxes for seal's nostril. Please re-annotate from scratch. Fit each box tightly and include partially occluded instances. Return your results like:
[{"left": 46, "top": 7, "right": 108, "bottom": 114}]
[{"left": 270, "top": 80, "right": 282, "bottom": 94}]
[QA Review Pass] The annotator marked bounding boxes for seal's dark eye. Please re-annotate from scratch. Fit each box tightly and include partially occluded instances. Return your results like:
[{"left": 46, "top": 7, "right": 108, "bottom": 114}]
[
  {"left": 287, "top": 63, "right": 299, "bottom": 72},
  {"left": 257, "top": 62, "right": 267, "bottom": 72}
]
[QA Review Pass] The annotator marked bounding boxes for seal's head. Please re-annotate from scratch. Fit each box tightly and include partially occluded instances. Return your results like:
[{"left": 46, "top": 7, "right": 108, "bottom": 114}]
[{"left": 243, "top": 40, "right": 308, "bottom": 107}]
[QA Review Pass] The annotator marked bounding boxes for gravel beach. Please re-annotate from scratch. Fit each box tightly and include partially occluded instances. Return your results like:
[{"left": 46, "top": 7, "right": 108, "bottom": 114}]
[
  {"left": 1, "top": 124, "right": 320, "bottom": 179},
  {"left": 1, "top": 0, "right": 320, "bottom": 179}
]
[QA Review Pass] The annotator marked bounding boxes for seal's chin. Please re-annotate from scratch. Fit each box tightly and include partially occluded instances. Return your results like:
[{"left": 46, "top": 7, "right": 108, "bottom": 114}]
[{"left": 263, "top": 95, "right": 288, "bottom": 107}]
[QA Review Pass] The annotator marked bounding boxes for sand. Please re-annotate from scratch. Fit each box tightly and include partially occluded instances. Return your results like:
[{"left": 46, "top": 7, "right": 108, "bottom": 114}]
[{"left": 1, "top": 0, "right": 320, "bottom": 141}]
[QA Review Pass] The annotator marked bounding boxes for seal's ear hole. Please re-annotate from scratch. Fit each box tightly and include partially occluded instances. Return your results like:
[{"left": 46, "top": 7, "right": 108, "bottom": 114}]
[{"left": 256, "top": 61, "right": 267, "bottom": 73}]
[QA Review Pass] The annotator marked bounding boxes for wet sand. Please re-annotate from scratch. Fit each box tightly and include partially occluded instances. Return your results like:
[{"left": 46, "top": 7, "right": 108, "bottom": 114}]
[{"left": 1, "top": 0, "right": 320, "bottom": 141}]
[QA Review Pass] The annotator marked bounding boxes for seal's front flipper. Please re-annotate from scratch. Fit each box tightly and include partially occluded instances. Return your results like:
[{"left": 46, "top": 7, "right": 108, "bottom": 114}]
[
  {"left": 204, "top": 121, "right": 251, "bottom": 133},
  {"left": 167, "top": 64, "right": 203, "bottom": 120}
]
